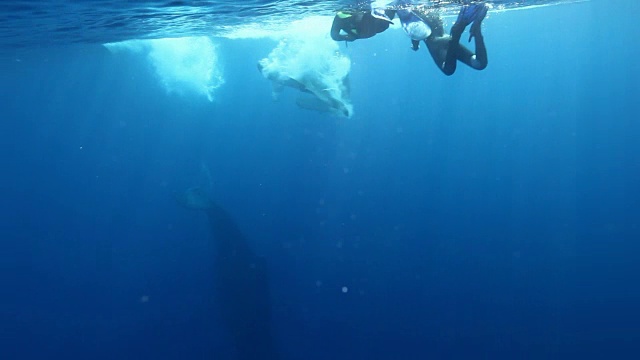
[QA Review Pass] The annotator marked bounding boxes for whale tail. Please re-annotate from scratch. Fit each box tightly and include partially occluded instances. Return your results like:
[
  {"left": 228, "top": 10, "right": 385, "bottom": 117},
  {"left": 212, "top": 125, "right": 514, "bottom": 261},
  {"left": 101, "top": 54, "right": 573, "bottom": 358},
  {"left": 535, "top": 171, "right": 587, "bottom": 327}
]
[{"left": 175, "top": 187, "right": 214, "bottom": 210}]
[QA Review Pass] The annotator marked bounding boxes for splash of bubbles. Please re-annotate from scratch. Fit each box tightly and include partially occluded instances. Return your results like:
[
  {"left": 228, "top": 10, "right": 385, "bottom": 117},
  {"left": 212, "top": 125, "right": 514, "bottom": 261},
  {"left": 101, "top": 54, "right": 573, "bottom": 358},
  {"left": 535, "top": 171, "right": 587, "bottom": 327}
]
[
  {"left": 258, "top": 16, "right": 353, "bottom": 118},
  {"left": 105, "top": 37, "right": 224, "bottom": 101}
]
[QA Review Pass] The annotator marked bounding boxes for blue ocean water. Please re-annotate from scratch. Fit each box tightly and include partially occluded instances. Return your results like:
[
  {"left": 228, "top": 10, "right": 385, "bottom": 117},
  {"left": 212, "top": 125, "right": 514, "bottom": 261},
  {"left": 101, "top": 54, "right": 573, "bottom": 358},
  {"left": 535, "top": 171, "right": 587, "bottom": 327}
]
[{"left": 1, "top": 0, "right": 639, "bottom": 359}]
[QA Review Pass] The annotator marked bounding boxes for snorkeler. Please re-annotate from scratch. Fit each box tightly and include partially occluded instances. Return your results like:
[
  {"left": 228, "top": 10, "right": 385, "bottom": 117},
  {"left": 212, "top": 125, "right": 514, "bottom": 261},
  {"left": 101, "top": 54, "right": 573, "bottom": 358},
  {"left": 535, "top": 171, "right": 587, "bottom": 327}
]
[
  {"left": 399, "top": 1, "right": 489, "bottom": 75},
  {"left": 330, "top": 8, "right": 396, "bottom": 42}
]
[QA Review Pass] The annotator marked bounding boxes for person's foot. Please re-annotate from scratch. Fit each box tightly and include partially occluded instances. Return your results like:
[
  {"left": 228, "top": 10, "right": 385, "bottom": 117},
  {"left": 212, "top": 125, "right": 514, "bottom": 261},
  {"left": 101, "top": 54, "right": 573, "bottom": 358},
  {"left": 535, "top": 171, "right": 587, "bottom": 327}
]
[{"left": 469, "top": 3, "right": 489, "bottom": 41}]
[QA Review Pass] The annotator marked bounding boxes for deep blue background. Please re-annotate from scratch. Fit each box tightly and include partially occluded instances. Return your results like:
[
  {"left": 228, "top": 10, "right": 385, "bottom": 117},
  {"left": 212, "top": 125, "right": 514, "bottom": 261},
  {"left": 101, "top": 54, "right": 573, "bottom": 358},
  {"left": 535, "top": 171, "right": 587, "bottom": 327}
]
[{"left": 1, "top": 1, "right": 639, "bottom": 359}]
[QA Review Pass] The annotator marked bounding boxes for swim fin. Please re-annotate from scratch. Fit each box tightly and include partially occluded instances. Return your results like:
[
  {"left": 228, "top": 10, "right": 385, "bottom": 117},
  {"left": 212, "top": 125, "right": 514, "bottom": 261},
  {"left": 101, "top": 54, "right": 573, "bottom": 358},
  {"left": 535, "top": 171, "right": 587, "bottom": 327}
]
[
  {"left": 469, "top": 3, "right": 489, "bottom": 42},
  {"left": 456, "top": 3, "right": 486, "bottom": 27}
]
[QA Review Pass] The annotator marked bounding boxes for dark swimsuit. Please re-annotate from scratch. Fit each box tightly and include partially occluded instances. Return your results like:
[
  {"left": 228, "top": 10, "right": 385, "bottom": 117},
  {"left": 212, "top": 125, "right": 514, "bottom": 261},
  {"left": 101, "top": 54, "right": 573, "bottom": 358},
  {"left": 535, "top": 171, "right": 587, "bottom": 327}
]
[{"left": 330, "top": 10, "right": 395, "bottom": 42}]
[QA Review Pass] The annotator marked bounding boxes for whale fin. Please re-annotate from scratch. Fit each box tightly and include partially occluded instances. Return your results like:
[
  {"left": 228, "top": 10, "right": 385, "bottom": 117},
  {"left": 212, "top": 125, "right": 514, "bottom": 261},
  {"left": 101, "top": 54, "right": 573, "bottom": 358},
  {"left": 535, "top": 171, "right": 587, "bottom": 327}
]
[{"left": 175, "top": 187, "right": 213, "bottom": 210}]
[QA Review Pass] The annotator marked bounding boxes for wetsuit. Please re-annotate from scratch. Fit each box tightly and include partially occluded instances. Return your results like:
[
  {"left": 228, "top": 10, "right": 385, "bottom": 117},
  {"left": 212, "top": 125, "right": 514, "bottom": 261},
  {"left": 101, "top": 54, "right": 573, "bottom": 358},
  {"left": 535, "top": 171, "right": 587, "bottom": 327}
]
[
  {"left": 409, "top": 5, "right": 488, "bottom": 75},
  {"left": 330, "top": 10, "right": 396, "bottom": 42},
  {"left": 440, "top": 7, "right": 488, "bottom": 75}
]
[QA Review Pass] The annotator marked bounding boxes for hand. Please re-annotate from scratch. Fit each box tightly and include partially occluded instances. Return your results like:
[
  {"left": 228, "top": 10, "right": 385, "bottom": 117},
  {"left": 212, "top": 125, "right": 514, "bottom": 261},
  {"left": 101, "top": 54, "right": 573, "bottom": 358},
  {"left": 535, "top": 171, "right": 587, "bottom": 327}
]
[{"left": 342, "top": 33, "right": 357, "bottom": 42}]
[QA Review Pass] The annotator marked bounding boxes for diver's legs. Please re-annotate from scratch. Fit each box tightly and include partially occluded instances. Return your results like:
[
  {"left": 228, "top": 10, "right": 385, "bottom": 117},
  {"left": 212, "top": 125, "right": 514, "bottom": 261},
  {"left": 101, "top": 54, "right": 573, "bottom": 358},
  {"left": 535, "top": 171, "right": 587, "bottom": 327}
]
[
  {"left": 461, "top": 3, "right": 488, "bottom": 70},
  {"left": 454, "top": 33, "right": 487, "bottom": 70},
  {"left": 459, "top": 34, "right": 487, "bottom": 70},
  {"left": 442, "top": 23, "right": 464, "bottom": 76},
  {"left": 424, "top": 35, "right": 451, "bottom": 75},
  {"left": 424, "top": 30, "right": 485, "bottom": 75},
  {"left": 442, "top": 3, "right": 489, "bottom": 75}
]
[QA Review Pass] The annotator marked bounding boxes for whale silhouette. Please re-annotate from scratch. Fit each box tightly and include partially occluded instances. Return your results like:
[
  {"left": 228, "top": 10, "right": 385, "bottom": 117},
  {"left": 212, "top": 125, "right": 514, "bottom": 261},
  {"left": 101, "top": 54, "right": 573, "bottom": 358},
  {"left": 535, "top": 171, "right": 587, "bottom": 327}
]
[{"left": 177, "top": 187, "right": 279, "bottom": 360}]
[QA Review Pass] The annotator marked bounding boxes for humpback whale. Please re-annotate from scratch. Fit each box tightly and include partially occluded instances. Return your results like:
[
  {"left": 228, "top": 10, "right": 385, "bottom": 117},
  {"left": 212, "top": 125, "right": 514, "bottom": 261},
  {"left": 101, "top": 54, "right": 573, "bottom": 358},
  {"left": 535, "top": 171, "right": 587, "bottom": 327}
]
[
  {"left": 177, "top": 187, "right": 279, "bottom": 360},
  {"left": 257, "top": 35, "right": 354, "bottom": 118}
]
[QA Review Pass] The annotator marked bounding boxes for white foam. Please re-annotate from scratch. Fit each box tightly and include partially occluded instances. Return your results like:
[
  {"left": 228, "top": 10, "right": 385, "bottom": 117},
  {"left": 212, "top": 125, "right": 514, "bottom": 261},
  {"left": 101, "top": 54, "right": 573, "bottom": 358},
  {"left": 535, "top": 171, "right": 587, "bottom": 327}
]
[
  {"left": 105, "top": 36, "right": 224, "bottom": 101},
  {"left": 102, "top": 16, "right": 353, "bottom": 113},
  {"left": 257, "top": 16, "right": 354, "bottom": 117},
  {"left": 221, "top": 15, "right": 336, "bottom": 40}
]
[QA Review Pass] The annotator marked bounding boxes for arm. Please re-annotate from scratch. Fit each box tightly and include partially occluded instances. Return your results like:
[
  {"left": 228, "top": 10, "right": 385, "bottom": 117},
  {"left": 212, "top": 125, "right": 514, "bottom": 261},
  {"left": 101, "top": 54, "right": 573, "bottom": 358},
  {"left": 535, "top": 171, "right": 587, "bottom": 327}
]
[{"left": 330, "top": 15, "right": 356, "bottom": 41}]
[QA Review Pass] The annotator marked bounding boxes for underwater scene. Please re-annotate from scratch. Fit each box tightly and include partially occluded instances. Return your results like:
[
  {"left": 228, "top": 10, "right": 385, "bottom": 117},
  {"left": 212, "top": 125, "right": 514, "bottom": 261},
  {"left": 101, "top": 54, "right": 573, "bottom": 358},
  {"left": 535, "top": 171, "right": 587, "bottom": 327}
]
[{"left": 1, "top": 0, "right": 639, "bottom": 359}]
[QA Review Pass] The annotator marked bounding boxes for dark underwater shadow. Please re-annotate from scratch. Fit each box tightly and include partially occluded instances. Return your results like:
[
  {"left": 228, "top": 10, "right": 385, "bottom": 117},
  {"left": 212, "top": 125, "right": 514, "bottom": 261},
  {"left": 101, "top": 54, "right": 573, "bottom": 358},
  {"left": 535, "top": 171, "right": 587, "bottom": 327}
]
[{"left": 176, "top": 187, "right": 280, "bottom": 360}]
